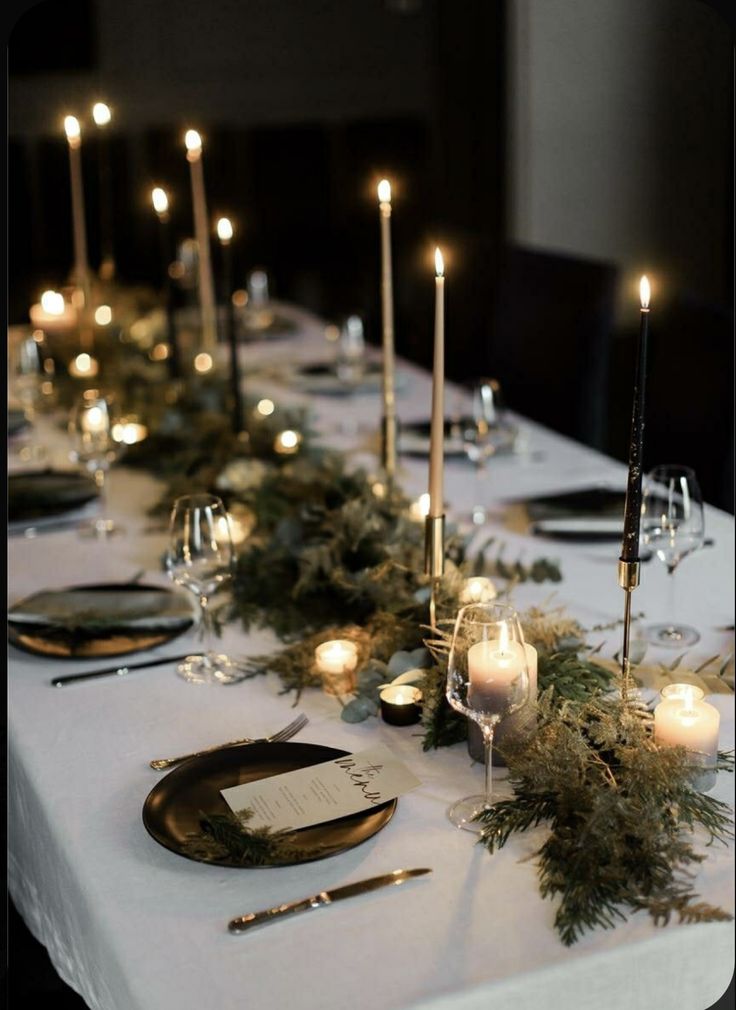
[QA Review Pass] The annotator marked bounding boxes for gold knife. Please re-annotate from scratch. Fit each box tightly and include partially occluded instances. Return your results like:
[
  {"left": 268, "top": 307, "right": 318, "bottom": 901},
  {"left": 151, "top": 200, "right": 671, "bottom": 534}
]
[{"left": 228, "top": 867, "right": 432, "bottom": 934}]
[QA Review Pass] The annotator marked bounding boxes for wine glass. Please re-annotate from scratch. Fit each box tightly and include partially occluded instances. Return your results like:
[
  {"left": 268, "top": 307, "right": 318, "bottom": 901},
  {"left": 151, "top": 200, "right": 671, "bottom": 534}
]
[
  {"left": 641, "top": 465, "right": 705, "bottom": 647},
  {"left": 10, "top": 334, "right": 48, "bottom": 462},
  {"left": 461, "top": 379, "right": 499, "bottom": 525},
  {"left": 335, "top": 314, "right": 366, "bottom": 390},
  {"left": 446, "top": 602, "right": 530, "bottom": 831},
  {"left": 165, "top": 494, "right": 246, "bottom": 685},
  {"left": 68, "top": 392, "right": 121, "bottom": 537}
]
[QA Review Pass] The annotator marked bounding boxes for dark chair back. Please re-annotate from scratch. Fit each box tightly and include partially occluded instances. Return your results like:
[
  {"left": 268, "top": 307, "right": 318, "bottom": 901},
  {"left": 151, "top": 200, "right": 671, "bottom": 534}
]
[{"left": 487, "top": 245, "right": 618, "bottom": 450}]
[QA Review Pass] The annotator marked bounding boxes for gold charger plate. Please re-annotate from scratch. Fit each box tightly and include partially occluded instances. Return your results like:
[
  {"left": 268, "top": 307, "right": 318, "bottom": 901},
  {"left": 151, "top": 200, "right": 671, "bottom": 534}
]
[
  {"left": 142, "top": 741, "right": 397, "bottom": 867},
  {"left": 8, "top": 582, "right": 194, "bottom": 659}
]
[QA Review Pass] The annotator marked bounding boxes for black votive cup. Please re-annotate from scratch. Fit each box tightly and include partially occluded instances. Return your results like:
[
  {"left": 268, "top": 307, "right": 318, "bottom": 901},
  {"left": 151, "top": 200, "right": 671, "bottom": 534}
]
[{"left": 379, "top": 686, "right": 422, "bottom": 726}]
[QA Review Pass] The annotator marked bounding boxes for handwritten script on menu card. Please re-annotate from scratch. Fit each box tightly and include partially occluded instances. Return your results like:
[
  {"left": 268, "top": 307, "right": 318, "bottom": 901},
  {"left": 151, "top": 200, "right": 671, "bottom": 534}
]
[{"left": 220, "top": 745, "right": 421, "bottom": 832}]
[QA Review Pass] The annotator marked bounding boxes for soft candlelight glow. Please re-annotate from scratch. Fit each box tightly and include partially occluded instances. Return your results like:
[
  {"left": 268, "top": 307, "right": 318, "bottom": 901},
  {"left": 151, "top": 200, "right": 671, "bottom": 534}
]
[
  {"left": 639, "top": 275, "right": 651, "bottom": 310},
  {"left": 256, "top": 398, "right": 275, "bottom": 417},
  {"left": 64, "top": 115, "right": 81, "bottom": 146},
  {"left": 92, "top": 102, "right": 112, "bottom": 126},
  {"left": 216, "top": 217, "right": 233, "bottom": 243},
  {"left": 379, "top": 684, "right": 422, "bottom": 725},
  {"left": 461, "top": 577, "right": 497, "bottom": 604},
  {"left": 409, "top": 492, "right": 431, "bottom": 521},
  {"left": 434, "top": 247, "right": 444, "bottom": 277},
  {"left": 184, "top": 129, "right": 202, "bottom": 154},
  {"left": 371, "top": 480, "right": 386, "bottom": 499},
  {"left": 377, "top": 179, "right": 391, "bottom": 204},
  {"left": 151, "top": 187, "right": 169, "bottom": 215},
  {"left": 40, "top": 290, "right": 65, "bottom": 315},
  {"left": 94, "top": 305, "right": 112, "bottom": 326},
  {"left": 84, "top": 405, "right": 106, "bottom": 433},
  {"left": 112, "top": 421, "right": 148, "bottom": 445},
  {"left": 69, "top": 353, "right": 99, "bottom": 378},
  {"left": 150, "top": 342, "right": 170, "bottom": 361},
  {"left": 654, "top": 686, "right": 720, "bottom": 790},
  {"left": 315, "top": 639, "right": 359, "bottom": 696},
  {"left": 194, "top": 352, "right": 213, "bottom": 373},
  {"left": 274, "top": 429, "right": 302, "bottom": 455}
]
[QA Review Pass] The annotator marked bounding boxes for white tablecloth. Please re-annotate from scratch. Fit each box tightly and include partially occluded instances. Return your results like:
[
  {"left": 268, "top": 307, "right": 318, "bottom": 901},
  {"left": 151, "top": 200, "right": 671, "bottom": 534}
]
[{"left": 8, "top": 305, "right": 735, "bottom": 1010}]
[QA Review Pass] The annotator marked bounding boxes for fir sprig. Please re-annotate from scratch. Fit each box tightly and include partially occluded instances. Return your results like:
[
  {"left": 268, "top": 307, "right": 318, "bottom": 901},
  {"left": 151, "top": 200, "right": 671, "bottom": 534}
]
[
  {"left": 183, "top": 809, "right": 319, "bottom": 866},
  {"left": 476, "top": 692, "right": 734, "bottom": 945}
]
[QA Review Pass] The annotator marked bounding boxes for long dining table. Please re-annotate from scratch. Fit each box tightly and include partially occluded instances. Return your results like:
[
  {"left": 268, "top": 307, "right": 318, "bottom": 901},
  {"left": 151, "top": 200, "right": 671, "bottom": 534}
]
[{"left": 8, "top": 304, "right": 735, "bottom": 1010}]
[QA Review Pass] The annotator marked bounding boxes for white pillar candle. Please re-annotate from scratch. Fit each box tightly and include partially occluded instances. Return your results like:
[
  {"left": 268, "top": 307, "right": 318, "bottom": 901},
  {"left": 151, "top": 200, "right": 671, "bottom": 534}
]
[
  {"left": 64, "top": 116, "right": 90, "bottom": 298},
  {"left": 467, "top": 625, "right": 528, "bottom": 715},
  {"left": 377, "top": 180, "right": 396, "bottom": 461},
  {"left": 185, "top": 130, "right": 217, "bottom": 352},
  {"left": 428, "top": 248, "right": 445, "bottom": 517},
  {"left": 654, "top": 690, "right": 720, "bottom": 759}
]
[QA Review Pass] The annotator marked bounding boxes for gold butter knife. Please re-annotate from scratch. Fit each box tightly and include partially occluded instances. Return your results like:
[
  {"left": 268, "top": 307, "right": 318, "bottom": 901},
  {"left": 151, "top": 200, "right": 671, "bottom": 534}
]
[{"left": 228, "top": 867, "right": 432, "bottom": 934}]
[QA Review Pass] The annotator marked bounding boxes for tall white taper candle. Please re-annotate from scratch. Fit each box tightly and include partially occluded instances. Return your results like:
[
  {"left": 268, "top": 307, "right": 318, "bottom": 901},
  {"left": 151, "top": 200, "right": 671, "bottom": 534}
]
[
  {"left": 185, "top": 130, "right": 217, "bottom": 353},
  {"left": 429, "top": 248, "right": 445, "bottom": 517},
  {"left": 64, "top": 116, "right": 90, "bottom": 299}
]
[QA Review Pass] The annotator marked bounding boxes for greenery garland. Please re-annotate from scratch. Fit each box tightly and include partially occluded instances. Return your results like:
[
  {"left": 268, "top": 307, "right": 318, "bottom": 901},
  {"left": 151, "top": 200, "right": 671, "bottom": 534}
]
[
  {"left": 184, "top": 808, "right": 319, "bottom": 866},
  {"left": 475, "top": 691, "right": 733, "bottom": 945}
]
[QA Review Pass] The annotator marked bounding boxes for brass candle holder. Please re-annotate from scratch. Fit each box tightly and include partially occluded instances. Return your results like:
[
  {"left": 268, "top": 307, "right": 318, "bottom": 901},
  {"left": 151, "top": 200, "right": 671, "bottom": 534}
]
[
  {"left": 381, "top": 413, "right": 397, "bottom": 481},
  {"left": 424, "top": 514, "right": 445, "bottom": 632},
  {"left": 618, "top": 558, "right": 640, "bottom": 702}
]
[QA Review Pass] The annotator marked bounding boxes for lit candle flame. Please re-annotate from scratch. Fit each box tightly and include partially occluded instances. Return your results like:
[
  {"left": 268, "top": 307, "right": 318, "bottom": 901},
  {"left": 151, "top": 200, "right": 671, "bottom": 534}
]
[
  {"left": 194, "top": 352, "right": 213, "bottom": 373},
  {"left": 184, "top": 129, "right": 202, "bottom": 153},
  {"left": 40, "top": 290, "right": 65, "bottom": 315},
  {"left": 92, "top": 102, "right": 111, "bottom": 126},
  {"left": 256, "top": 398, "right": 275, "bottom": 417},
  {"left": 278, "top": 430, "right": 299, "bottom": 449},
  {"left": 151, "top": 187, "right": 169, "bottom": 215},
  {"left": 216, "top": 217, "right": 233, "bottom": 243},
  {"left": 377, "top": 179, "right": 391, "bottom": 204},
  {"left": 94, "top": 305, "right": 112, "bottom": 326},
  {"left": 434, "top": 247, "right": 444, "bottom": 277},
  {"left": 640, "top": 275, "right": 651, "bottom": 310},
  {"left": 64, "top": 116, "right": 81, "bottom": 146}
]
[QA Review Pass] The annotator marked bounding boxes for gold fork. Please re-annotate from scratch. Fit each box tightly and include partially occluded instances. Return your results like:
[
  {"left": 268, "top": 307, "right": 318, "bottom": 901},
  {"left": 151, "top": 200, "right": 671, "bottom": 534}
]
[{"left": 149, "top": 713, "right": 309, "bottom": 770}]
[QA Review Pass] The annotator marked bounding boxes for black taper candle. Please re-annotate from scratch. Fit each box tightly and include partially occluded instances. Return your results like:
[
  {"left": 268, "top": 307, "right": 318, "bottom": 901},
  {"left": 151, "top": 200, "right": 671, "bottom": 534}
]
[
  {"left": 217, "top": 218, "right": 243, "bottom": 434},
  {"left": 152, "top": 189, "right": 181, "bottom": 379},
  {"left": 620, "top": 277, "right": 650, "bottom": 563}
]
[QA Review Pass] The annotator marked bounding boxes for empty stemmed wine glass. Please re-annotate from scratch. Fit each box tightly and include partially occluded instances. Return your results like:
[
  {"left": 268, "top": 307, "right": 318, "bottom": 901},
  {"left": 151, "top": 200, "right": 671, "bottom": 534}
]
[
  {"left": 446, "top": 602, "right": 530, "bottom": 832},
  {"left": 166, "top": 494, "right": 246, "bottom": 685},
  {"left": 10, "top": 334, "right": 48, "bottom": 462},
  {"left": 335, "top": 314, "right": 366, "bottom": 391},
  {"left": 641, "top": 464, "right": 705, "bottom": 647},
  {"left": 69, "top": 392, "right": 121, "bottom": 537},
  {"left": 461, "top": 379, "right": 499, "bottom": 525}
]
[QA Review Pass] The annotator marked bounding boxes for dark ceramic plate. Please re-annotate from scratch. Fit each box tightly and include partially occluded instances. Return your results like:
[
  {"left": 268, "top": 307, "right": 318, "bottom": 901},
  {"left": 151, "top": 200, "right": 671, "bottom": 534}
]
[
  {"left": 8, "top": 582, "right": 195, "bottom": 659},
  {"left": 400, "top": 417, "right": 518, "bottom": 459},
  {"left": 142, "top": 741, "right": 397, "bottom": 867},
  {"left": 8, "top": 470, "right": 99, "bottom": 523}
]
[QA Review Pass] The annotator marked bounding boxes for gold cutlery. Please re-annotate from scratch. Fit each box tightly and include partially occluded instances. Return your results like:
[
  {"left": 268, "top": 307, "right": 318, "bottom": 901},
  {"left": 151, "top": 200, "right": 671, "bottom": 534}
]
[{"left": 149, "top": 713, "right": 309, "bottom": 770}]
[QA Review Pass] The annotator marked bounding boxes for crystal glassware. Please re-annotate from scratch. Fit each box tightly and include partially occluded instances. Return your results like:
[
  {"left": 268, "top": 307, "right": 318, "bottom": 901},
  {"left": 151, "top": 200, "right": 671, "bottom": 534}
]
[
  {"left": 10, "top": 334, "right": 48, "bottom": 462},
  {"left": 335, "top": 314, "right": 366, "bottom": 390},
  {"left": 446, "top": 602, "right": 530, "bottom": 831},
  {"left": 641, "top": 464, "right": 705, "bottom": 647},
  {"left": 461, "top": 379, "right": 500, "bottom": 525},
  {"left": 68, "top": 392, "right": 121, "bottom": 537},
  {"left": 165, "top": 493, "right": 245, "bottom": 685}
]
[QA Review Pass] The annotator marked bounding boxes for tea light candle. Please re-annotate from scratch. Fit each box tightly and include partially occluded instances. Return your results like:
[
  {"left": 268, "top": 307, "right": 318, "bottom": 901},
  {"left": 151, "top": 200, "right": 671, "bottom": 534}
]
[
  {"left": 68, "top": 353, "right": 99, "bottom": 378},
  {"left": 380, "top": 685, "right": 422, "bottom": 726},
  {"left": 461, "top": 577, "right": 497, "bottom": 604},
  {"left": 274, "top": 429, "right": 302, "bottom": 455},
  {"left": 409, "top": 492, "right": 430, "bottom": 522},
  {"left": 111, "top": 421, "right": 148, "bottom": 445},
  {"left": 654, "top": 685, "right": 720, "bottom": 791},
  {"left": 315, "top": 639, "right": 358, "bottom": 696},
  {"left": 29, "top": 291, "right": 78, "bottom": 331}
]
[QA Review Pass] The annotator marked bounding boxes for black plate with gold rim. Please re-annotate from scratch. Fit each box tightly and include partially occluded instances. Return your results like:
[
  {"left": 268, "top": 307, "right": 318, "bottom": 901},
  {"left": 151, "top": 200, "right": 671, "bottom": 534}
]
[
  {"left": 8, "top": 582, "right": 195, "bottom": 660},
  {"left": 8, "top": 469, "right": 99, "bottom": 523},
  {"left": 142, "top": 741, "right": 397, "bottom": 868}
]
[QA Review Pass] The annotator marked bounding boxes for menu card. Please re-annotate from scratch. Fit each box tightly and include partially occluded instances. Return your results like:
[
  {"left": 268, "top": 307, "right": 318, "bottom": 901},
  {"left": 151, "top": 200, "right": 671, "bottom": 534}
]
[{"left": 220, "top": 745, "right": 421, "bottom": 831}]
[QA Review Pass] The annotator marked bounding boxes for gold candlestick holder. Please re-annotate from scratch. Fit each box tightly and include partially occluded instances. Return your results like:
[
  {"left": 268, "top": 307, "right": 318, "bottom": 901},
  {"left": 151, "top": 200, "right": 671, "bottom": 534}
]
[
  {"left": 381, "top": 413, "right": 397, "bottom": 481},
  {"left": 424, "top": 514, "right": 445, "bottom": 632},
  {"left": 618, "top": 558, "right": 640, "bottom": 702}
]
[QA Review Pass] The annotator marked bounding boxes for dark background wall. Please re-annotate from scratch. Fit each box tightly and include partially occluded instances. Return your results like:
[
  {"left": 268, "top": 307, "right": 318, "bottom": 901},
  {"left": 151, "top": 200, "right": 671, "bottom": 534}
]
[{"left": 8, "top": 0, "right": 734, "bottom": 510}]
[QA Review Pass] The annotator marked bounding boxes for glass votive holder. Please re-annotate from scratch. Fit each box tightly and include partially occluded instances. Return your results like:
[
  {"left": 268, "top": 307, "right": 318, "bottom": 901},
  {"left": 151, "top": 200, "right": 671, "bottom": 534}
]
[
  {"left": 315, "top": 640, "right": 358, "bottom": 696},
  {"left": 460, "top": 577, "right": 497, "bottom": 604},
  {"left": 379, "top": 685, "right": 423, "bottom": 726},
  {"left": 654, "top": 684, "right": 719, "bottom": 792}
]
